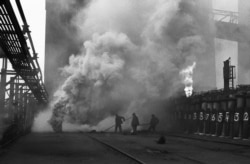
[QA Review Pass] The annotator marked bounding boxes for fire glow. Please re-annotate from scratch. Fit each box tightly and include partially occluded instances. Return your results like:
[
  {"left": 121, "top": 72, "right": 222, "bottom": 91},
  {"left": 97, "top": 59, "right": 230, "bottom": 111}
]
[{"left": 180, "top": 62, "right": 196, "bottom": 97}]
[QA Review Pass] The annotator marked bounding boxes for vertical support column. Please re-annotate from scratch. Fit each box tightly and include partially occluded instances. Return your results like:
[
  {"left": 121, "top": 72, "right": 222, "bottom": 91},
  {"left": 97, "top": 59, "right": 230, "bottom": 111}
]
[
  {"left": 205, "top": 100, "right": 211, "bottom": 135},
  {"left": 199, "top": 100, "right": 206, "bottom": 135},
  {"left": 0, "top": 60, "right": 7, "bottom": 114},
  {"left": 0, "top": 58, "right": 7, "bottom": 139},
  {"left": 217, "top": 97, "right": 224, "bottom": 137},
  {"left": 233, "top": 93, "right": 245, "bottom": 139},
  {"left": 221, "top": 98, "right": 227, "bottom": 137},
  {"left": 243, "top": 92, "right": 250, "bottom": 139},
  {"left": 9, "top": 77, "right": 15, "bottom": 124},
  {"left": 29, "top": 96, "right": 36, "bottom": 131},
  {"left": 26, "top": 94, "right": 32, "bottom": 132},
  {"left": 228, "top": 96, "right": 236, "bottom": 138},
  {"left": 23, "top": 92, "right": 28, "bottom": 133},
  {"left": 19, "top": 86, "right": 23, "bottom": 133},
  {"left": 14, "top": 82, "right": 20, "bottom": 133}
]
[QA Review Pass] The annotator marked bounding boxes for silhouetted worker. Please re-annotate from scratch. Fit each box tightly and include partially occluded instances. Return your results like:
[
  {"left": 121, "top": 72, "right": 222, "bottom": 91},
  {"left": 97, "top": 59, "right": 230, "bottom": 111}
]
[
  {"left": 148, "top": 114, "right": 159, "bottom": 132},
  {"left": 115, "top": 114, "right": 125, "bottom": 133},
  {"left": 131, "top": 113, "right": 139, "bottom": 135}
]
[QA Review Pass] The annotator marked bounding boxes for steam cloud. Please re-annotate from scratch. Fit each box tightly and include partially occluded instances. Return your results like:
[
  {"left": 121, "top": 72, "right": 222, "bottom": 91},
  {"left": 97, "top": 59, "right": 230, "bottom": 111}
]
[{"left": 34, "top": 0, "right": 215, "bottom": 132}]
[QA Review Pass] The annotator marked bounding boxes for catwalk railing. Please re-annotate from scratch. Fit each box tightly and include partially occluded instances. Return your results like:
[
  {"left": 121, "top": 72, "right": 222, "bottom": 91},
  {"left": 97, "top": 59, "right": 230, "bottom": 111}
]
[
  {"left": 0, "top": 0, "right": 48, "bottom": 104},
  {"left": 213, "top": 9, "right": 238, "bottom": 24}
]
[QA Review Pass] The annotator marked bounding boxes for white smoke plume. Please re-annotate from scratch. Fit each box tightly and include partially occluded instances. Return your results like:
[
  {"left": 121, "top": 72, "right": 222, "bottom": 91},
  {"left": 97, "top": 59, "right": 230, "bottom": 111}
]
[{"left": 34, "top": 0, "right": 215, "bottom": 132}]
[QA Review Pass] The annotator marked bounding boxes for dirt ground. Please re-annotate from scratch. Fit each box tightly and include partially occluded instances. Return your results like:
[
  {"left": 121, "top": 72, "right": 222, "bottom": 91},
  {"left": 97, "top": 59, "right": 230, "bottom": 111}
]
[
  {"left": 0, "top": 133, "right": 134, "bottom": 164},
  {"left": 1, "top": 132, "right": 250, "bottom": 164},
  {"left": 92, "top": 132, "right": 250, "bottom": 164}
]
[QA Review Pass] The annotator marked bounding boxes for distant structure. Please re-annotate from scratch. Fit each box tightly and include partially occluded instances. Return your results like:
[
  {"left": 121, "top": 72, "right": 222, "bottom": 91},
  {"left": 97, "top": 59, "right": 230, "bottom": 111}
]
[
  {"left": 214, "top": 0, "right": 250, "bottom": 85},
  {"left": 44, "top": 0, "right": 250, "bottom": 93},
  {"left": 223, "top": 58, "right": 235, "bottom": 90}
]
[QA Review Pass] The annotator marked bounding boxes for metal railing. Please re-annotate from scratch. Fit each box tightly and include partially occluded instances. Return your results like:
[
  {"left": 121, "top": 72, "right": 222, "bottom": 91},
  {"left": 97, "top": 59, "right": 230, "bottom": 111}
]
[
  {"left": 213, "top": 9, "right": 239, "bottom": 24},
  {"left": 0, "top": 0, "right": 48, "bottom": 104}
]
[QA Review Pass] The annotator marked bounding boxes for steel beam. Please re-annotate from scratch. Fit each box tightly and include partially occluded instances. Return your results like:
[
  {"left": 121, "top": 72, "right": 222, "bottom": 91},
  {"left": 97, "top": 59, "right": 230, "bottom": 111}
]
[{"left": 0, "top": 0, "right": 48, "bottom": 104}]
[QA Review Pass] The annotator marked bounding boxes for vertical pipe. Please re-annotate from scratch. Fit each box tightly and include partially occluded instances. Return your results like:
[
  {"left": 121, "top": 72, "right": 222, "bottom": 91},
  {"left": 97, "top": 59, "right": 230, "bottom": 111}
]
[
  {"left": 199, "top": 98, "right": 206, "bottom": 135},
  {"left": 233, "top": 93, "right": 245, "bottom": 139},
  {"left": 210, "top": 100, "right": 216, "bottom": 136},
  {"left": 223, "top": 96, "right": 231, "bottom": 137},
  {"left": 205, "top": 100, "right": 209, "bottom": 135},
  {"left": 228, "top": 96, "right": 236, "bottom": 138},
  {"left": 220, "top": 97, "right": 227, "bottom": 137},
  {"left": 206, "top": 100, "right": 212, "bottom": 135},
  {"left": 243, "top": 92, "right": 250, "bottom": 139},
  {"left": 213, "top": 100, "right": 220, "bottom": 136},
  {"left": 194, "top": 99, "right": 200, "bottom": 134}
]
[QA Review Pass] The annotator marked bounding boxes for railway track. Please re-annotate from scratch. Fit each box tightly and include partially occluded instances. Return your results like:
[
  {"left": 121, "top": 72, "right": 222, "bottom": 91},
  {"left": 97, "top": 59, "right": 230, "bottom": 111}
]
[
  {"left": 168, "top": 133, "right": 250, "bottom": 147},
  {"left": 88, "top": 135, "right": 146, "bottom": 164},
  {"left": 88, "top": 134, "right": 206, "bottom": 164}
]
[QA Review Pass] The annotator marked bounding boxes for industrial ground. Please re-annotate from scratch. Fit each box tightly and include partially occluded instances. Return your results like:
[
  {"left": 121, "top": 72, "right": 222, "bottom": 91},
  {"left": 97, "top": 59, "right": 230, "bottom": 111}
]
[{"left": 1, "top": 132, "right": 250, "bottom": 164}]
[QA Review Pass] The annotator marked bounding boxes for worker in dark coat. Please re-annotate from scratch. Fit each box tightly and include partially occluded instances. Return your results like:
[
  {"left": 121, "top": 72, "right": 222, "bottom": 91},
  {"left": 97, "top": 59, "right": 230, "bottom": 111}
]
[
  {"left": 148, "top": 114, "right": 159, "bottom": 132},
  {"left": 131, "top": 113, "right": 139, "bottom": 135},
  {"left": 115, "top": 114, "right": 125, "bottom": 133}
]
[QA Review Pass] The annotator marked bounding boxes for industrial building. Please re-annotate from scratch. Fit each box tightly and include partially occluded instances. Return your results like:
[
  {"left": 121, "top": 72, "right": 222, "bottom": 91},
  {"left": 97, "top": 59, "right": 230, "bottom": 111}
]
[{"left": 1, "top": 0, "right": 250, "bottom": 163}]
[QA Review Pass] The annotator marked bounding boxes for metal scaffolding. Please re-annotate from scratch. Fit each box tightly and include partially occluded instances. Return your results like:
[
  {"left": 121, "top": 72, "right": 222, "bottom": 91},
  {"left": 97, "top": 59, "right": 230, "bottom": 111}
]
[
  {"left": 0, "top": 0, "right": 48, "bottom": 104},
  {"left": 0, "top": 0, "right": 48, "bottom": 143}
]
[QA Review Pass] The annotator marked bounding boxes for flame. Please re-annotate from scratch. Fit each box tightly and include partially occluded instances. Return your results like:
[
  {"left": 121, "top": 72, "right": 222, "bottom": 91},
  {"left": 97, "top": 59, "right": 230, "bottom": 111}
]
[{"left": 180, "top": 62, "right": 196, "bottom": 97}]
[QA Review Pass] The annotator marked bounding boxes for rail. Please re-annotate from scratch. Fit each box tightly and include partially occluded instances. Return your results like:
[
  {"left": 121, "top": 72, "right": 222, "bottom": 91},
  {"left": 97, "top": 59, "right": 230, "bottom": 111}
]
[
  {"left": 0, "top": 0, "right": 48, "bottom": 104},
  {"left": 213, "top": 9, "right": 238, "bottom": 24},
  {"left": 88, "top": 134, "right": 146, "bottom": 164}
]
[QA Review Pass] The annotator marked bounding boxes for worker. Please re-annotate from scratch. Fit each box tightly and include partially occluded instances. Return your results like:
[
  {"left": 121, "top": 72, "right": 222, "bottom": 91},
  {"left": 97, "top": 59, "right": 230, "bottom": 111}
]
[
  {"left": 115, "top": 114, "right": 125, "bottom": 133},
  {"left": 148, "top": 114, "right": 159, "bottom": 132},
  {"left": 131, "top": 113, "right": 139, "bottom": 135}
]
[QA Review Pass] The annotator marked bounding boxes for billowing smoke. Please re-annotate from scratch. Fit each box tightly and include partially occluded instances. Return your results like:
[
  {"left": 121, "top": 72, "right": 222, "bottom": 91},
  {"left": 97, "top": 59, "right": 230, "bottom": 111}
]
[{"left": 35, "top": 0, "right": 215, "bottom": 132}]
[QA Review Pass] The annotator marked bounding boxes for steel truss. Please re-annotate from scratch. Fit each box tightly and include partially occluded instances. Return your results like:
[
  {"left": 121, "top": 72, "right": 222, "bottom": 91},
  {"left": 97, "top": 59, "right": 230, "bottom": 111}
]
[
  {"left": 0, "top": 0, "right": 48, "bottom": 144},
  {"left": 213, "top": 9, "right": 238, "bottom": 24},
  {"left": 0, "top": 0, "right": 48, "bottom": 104}
]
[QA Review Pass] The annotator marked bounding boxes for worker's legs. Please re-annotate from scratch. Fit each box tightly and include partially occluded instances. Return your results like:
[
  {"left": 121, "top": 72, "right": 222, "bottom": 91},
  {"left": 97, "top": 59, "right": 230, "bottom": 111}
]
[
  {"left": 118, "top": 125, "right": 122, "bottom": 133},
  {"left": 115, "top": 125, "right": 118, "bottom": 133},
  {"left": 132, "top": 126, "right": 137, "bottom": 134},
  {"left": 148, "top": 125, "right": 153, "bottom": 132},
  {"left": 152, "top": 125, "right": 156, "bottom": 132}
]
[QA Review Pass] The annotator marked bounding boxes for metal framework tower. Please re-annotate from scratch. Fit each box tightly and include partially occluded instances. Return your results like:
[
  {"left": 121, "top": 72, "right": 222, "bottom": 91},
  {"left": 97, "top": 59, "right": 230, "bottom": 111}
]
[
  {"left": 223, "top": 58, "right": 236, "bottom": 90},
  {"left": 0, "top": 0, "right": 48, "bottom": 143},
  {"left": 213, "top": 0, "right": 250, "bottom": 86}
]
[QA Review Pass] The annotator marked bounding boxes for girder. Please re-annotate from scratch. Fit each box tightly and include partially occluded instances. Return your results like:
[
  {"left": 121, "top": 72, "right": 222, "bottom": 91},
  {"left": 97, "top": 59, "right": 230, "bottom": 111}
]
[
  {"left": 213, "top": 9, "right": 238, "bottom": 24},
  {"left": 213, "top": 9, "right": 250, "bottom": 43},
  {"left": 0, "top": 0, "right": 48, "bottom": 104}
]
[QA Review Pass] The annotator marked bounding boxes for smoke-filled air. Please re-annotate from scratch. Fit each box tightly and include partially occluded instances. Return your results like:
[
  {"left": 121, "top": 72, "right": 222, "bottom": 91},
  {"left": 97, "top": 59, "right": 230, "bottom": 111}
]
[{"left": 33, "top": 0, "right": 215, "bottom": 132}]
